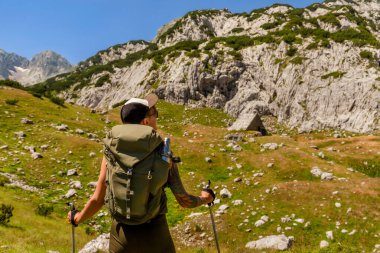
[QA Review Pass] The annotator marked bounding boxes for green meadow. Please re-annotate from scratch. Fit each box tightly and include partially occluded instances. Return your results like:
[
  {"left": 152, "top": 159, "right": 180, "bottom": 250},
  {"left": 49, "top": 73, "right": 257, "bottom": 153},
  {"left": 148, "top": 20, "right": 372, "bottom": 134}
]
[{"left": 0, "top": 87, "right": 379, "bottom": 252}]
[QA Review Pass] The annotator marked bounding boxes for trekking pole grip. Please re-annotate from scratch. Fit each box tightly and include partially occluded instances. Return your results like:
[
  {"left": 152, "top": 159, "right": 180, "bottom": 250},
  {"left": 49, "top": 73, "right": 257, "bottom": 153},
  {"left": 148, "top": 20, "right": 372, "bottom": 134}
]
[
  {"left": 202, "top": 180, "right": 216, "bottom": 206},
  {"left": 67, "top": 202, "right": 79, "bottom": 227}
]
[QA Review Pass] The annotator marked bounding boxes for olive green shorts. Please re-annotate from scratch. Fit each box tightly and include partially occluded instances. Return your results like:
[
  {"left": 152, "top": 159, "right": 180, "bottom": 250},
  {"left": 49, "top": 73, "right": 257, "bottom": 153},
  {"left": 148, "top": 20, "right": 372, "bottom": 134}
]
[{"left": 109, "top": 215, "right": 176, "bottom": 253}]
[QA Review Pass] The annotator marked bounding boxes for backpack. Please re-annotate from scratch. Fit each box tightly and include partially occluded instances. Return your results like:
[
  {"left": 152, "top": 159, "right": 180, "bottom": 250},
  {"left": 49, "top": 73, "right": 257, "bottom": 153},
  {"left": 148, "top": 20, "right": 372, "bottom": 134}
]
[{"left": 103, "top": 124, "right": 170, "bottom": 225}]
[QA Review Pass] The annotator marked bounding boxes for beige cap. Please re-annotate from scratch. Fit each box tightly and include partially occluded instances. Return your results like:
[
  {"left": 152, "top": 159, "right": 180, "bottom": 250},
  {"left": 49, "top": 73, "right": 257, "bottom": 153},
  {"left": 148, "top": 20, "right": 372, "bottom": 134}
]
[{"left": 145, "top": 93, "right": 159, "bottom": 108}]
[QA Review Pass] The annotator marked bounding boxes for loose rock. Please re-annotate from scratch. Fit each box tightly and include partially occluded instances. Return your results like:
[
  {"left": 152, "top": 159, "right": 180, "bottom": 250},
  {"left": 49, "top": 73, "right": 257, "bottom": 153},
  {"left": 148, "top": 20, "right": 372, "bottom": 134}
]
[
  {"left": 220, "top": 188, "right": 232, "bottom": 198},
  {"left": 21, "top": 118, "right": 33, "bottom": 124},
  {"left": 67, "top": 169, "right": 78, "bottom": 176},
  {"left": 320, "top": 240, "right": 329, "bottom": 249},
  {"left": 245, "top": 235, "right": 293, "bottom": 250},
  {"left": 65, "top": 189, "right": 77, "bottom": 198}
]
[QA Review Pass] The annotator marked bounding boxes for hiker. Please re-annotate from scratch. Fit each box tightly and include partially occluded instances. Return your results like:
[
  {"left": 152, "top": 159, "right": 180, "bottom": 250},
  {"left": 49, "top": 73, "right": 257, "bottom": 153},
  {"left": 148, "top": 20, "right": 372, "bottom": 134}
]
[{"left": 67, "top": 93, "right": 215, "bottom": 253}]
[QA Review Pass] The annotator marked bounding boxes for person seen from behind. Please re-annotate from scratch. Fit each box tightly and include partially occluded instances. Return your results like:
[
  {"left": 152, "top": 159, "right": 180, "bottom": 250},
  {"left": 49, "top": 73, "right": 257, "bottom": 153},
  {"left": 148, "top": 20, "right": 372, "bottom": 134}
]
[{"left": 67, "top": 93, "right": 215, "bottom": 253}]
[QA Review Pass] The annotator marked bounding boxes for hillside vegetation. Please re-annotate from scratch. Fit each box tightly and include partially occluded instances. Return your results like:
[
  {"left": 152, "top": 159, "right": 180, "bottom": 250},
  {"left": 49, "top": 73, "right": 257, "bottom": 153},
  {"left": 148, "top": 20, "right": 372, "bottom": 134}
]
[
  {"left": 0, "top": 87, "right": 379, "bottom": 252},
  {"left": 20, "top": 0, "right": 380, "bottom": 135}
]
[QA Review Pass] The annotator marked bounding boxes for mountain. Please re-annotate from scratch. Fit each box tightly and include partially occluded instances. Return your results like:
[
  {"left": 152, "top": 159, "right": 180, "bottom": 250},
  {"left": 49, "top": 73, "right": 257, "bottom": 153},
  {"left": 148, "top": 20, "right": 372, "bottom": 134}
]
[
  {"left": 0, "top": 49, "right": 73, "bottom": 86},
  {"left": 0, "top": 49, "right": 29, "bottom": 79},
  {"left": 30, "top": 0, "right": 380, "bottom": 133}
]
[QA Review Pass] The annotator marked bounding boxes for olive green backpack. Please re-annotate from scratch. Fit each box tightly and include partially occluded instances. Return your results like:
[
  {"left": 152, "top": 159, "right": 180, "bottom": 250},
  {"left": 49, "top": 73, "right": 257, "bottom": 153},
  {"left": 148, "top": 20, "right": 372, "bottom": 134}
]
[{"left": 103, "top": 124, "right": 170, "bottom": 225}]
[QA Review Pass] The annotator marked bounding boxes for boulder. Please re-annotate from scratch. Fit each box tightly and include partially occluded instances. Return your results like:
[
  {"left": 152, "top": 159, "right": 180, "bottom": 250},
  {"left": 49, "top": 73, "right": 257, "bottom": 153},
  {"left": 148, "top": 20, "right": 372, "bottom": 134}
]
[
  {"left": 69, "top": 181, "right": 82, "bottom": 189},
  {"left": 320, "top": 240, "right": 329, "bottom": 249},
  {"left": 67, "top": 169, "right": 78, "bottom": 176},
  {"left": 76, "top": 129, "right": 85, "bottom": 134},
  {"left": 31, "top": 152, "right": 43, "bottom": 159},
  {"left": 321, "top": 172, "right": 334, "bottom": 181},
  {"left": 40, "top": 144, "right": 49, "bottom": 150},
  {"left": 326, "top": 231, "right": 334, "bottom": 240},
  {"left": 245, "top": 235, "right": 293, "bottom": 250},
  {"left": 21, "top": 118, "right": 33, "bottom": 124},
  {"left": 87, "top": 182, "right": 97, "bottom": 188},
  {"left": 232, "top": 200, "right": 243, "bottom": 206},
  {"left": 14, "top": 131, "right": 26, "bottom": 138},
  {"left": 56, "top": 124, "right": 69, "bottom": 131},
  {"left": 261, "top": 143, "right": 278, "bottom": 150},
  {"left": 79, "top": 233, "right": 109, "bottom": 253},
  {"left": 65, "top": 189, "right": 77, "bottom": 198},
  {"left": 220, "top": 188, "right": 232, "bottom": 198}
]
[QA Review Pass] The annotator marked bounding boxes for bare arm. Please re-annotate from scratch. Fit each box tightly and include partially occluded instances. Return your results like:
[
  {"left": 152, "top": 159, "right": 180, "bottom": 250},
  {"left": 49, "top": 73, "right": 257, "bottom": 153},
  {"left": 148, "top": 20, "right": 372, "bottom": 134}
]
[
  {"left": 168, "top": 162, "right": 213, "bottom": 208},
  {"left": 67, "top": 156, "right": 107, "bottom": 225}
]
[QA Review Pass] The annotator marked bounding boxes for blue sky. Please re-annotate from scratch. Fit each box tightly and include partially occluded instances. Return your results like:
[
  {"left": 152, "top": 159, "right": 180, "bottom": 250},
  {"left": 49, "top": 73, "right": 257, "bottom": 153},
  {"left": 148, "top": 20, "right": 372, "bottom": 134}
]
[{"left": 0, "top": 0, "right": 322, "bottom": 64}]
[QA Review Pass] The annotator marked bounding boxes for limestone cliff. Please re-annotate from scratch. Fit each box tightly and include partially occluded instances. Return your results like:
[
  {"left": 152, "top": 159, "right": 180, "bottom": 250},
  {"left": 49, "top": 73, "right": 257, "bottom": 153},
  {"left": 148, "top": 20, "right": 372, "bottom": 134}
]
[{"left": 32, "top": 0, "right": 380, "bottom": 133}]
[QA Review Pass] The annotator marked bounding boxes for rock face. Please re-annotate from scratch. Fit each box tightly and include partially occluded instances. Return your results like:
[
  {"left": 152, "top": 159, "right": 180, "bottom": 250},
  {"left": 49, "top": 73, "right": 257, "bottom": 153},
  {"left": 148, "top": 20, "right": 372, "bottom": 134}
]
[
  {"left": 0, "top": 49, "right": 28, "bottom": 79},
  {"left": 79, "top": 40, "right": 151, "bottom": 68},
  {"left": 36, "top": 0, "right": 380, "bottom": 133},
  {"left": 9, "top": 50, "right": 72, "bottom": 86}
]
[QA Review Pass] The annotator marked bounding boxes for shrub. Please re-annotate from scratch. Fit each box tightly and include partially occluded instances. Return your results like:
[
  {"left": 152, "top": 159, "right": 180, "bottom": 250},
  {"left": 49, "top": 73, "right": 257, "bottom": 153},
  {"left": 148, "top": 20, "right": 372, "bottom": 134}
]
[
  {"left": 231, "top": 27, "right": 244, "bottom": 33},
  {"left": 151, "top": 79, "right": 161, "bottom": 89},
  {"left": 321, "top": 71, "right": 346, "bottom": 79},
  {"left": 95, "top": 74, "right": 110, "bottom": 87},
  {"left": 306, "top": 42, "right": 319, "bottom": 50},
  {"left": 290, "top": 57, "right": 307, "bottom": 65},
  {"left": 49, "top": 96, "right": 65, "bottom": 106},
  {"left": 321, "top": 39, "right": 331, "bottom": 48},
  {"left": 35, "top": 204, "right": 54, "bottom": 217},
  {"left": 185, "top": 50, "right": 201, "bottom": 58},
  {"left": 261, "top": 21, "right": 283, "bottom": 30},
  {"left": 30, "top": 92, "right": 43, "bottom": 98},
  {"left": 85, "top": 226, "right": 96, "bottom": 235},
  {"left": 0, "top": 175, "right": 9, "bottom": 186},
  {"left": 149, "top": 62, "right": 160, "bottom": 72},
  {"left": 274, "top": 58, "right": 283, "bottom": 64},
  {"left": 0, "top": 80, "right": 24, "bottom": 90},
  {"left": 228, "top": 51, "right": 243, "bottom": 61},
  {"left": 283, "top": 34, "right": 297, "bottom": 44},
  {"left": 331, "top": 28, "right": 380, "bottom": 48},
  {"left": 247, "top": 13, "right": 261, "bottom": 22},
  {"left": 289, "top": 8, "right": 304, "bottom": 17},
  {"left": 286, "top": 46, "right": 297, "bottom": 57},
  {"left": 5, "top": 99, "right": 18, "bottom": 105},
  {"left": 0, "top": 204, "right": 14, "bottom": 225},
  {"left": 360, "top": 50, "right": 373, "bottom": 60},
  {"left": 112, "top": 100, "right": 127, "bottom": 108},
  {"left": 319, "top": 13, "right": 341, "bottom": 28}
]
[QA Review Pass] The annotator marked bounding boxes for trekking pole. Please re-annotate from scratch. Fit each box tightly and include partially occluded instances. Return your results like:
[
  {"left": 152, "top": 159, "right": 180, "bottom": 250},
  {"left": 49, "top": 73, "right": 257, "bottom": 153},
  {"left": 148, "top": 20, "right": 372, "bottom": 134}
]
[
  {"left": 67, "top": 202, "right": 79, "bottom": 253},
  {"left": 203, "top": 180, "right": 220, "bottom": 253}
]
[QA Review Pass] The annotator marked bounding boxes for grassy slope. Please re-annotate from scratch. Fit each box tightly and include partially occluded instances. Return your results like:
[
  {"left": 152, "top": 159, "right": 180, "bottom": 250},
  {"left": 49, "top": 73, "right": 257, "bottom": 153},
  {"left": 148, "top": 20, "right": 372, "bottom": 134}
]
[{"left": 0, "top": 87, "right": 379, "bottom": 252}]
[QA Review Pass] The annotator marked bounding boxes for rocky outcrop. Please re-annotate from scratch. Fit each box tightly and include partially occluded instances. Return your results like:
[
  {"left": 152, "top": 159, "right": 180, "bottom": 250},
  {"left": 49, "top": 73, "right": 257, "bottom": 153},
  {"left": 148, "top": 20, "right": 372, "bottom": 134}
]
[
  {"left": 0, "top": 49, "right": 28, "bottom": 79},
  {"left": 79, "top": 40, "right": 151, "bottom": 68},
  {"left": 33, "top": 0, "right": 380, "bottom": 133}
]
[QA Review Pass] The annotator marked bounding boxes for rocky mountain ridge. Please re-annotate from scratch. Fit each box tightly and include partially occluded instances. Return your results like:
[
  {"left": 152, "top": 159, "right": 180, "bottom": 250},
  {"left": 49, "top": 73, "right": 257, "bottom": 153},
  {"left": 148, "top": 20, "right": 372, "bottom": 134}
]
[
  {"left": 32, "top": 0, "right": 380, "bottom": 133},
  {"left": 0, "top": 49, "right": 72, "bottom": 86},
  {"left": 0, "top": 49, "right": 29, "bottom": 80}
]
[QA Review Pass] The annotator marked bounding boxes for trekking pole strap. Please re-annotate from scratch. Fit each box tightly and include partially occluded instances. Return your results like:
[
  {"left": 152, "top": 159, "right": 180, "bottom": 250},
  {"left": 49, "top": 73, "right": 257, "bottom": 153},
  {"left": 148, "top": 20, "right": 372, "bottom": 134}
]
[
  {"left": 202, "top": 180, "right": 216, "bottom": 206},
  {"left": 70, "top": 209, "right": 79, "bottom": 227}
]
